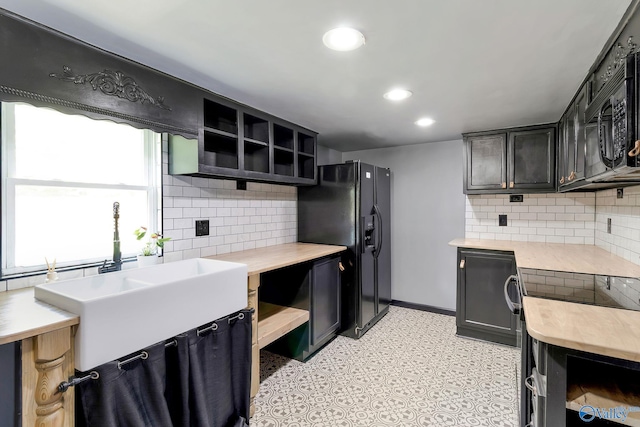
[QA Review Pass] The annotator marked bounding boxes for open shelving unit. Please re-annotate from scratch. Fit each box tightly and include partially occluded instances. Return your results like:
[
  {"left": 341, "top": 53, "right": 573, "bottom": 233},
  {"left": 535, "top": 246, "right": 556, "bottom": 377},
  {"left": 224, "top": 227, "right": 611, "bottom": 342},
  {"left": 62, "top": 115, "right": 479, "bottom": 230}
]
[
  {"left": 170, "top": 95, "right": 317, "bottom": 184},
  {"left": 566, "top": 356, "right": 640, "bottom": 426},
  {"left": 202, "top": 99, "right": 239, "bottom": 169},
  {"left": 257, "top": 302, "right": 309, "bottom": 349}
]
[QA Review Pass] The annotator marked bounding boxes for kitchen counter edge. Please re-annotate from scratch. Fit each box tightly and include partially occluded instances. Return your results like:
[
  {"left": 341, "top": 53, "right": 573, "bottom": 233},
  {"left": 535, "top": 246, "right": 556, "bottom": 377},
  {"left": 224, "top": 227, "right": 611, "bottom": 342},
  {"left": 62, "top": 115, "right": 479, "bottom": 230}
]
[
  {"left": 523, "top": 296, "right": 640, "bottom": 362},
  {"left": 0, "top": 287, "right": 79, "bottom": 345},
  {"left": 449, "top": 238, "right": 640, "bottom": 278}
]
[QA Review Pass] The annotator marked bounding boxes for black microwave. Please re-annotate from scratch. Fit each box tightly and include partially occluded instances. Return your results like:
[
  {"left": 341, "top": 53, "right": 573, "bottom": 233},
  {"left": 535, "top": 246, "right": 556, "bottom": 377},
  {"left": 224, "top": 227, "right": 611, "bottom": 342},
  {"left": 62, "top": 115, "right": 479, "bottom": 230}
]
[{"left": 584, "top": 53, "right": 640, "bottom": 182}]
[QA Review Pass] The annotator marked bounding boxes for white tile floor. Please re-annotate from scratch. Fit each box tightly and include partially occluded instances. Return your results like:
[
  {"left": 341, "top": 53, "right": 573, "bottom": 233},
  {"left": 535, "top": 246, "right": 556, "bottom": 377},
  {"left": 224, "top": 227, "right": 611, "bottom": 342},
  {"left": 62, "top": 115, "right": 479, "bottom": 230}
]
[{"left": 252, "top": 306, "right": 519, "bottom": 426}]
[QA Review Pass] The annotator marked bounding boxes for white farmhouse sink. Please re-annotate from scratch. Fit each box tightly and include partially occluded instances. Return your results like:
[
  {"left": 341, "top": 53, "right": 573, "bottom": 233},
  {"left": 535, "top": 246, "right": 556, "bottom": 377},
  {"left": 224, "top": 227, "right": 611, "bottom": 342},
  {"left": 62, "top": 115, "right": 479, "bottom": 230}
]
[{"left": 35, "top": 258, "right": 247, "bottom": 371}]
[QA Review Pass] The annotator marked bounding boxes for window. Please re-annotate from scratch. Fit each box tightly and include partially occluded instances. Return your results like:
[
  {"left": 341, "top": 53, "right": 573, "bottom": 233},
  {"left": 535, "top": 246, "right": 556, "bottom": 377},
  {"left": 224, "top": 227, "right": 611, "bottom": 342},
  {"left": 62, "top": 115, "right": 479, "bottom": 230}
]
[{"left": 1, "top": 102, "right": 162, "bottom": 274}]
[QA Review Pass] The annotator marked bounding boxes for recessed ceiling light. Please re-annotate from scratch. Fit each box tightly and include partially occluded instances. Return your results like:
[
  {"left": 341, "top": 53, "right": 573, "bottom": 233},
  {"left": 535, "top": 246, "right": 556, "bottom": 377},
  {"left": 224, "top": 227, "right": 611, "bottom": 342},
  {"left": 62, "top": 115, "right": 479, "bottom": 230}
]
[
  {"left": 383, "top": 89, "right": 413, "bottom": 101},
  {"left": 415, "top": 118, "right": 435, "bottom": 127},
  {"left": 322, "top": 27, "right": 365, "bottom": 51}
]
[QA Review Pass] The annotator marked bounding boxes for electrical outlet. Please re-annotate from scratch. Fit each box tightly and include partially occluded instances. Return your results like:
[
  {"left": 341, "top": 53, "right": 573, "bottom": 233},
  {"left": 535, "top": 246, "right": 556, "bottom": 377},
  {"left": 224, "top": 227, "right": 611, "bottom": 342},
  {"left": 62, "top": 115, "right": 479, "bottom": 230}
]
[
  {"left": 607, "top": 218, "right": 612, "bottom": 234},
  {"left": 195, "top": 220, "right": 209, "bottom": 236},
  {"left": 499, "top": 215, "right": 507, "bottom": 226},
  {"left": 509, "top": 195, "right": 523, "bottom": 203},
  {"left": 617, "top": 188, "right": 624, "bottom": 199}
]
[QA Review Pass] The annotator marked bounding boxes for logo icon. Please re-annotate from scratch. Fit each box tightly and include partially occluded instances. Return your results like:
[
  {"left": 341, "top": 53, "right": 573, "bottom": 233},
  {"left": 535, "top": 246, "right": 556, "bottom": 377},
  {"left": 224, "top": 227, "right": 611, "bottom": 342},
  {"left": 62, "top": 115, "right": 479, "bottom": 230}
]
[{"left": 579, "top": 406, "right": 596, "bottom": 422}]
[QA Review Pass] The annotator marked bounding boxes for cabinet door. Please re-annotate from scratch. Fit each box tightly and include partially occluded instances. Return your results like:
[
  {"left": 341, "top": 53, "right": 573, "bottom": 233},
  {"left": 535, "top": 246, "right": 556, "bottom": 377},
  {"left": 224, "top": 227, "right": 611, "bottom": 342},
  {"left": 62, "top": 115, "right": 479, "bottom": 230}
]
[
  {"left": 508, "top": 127, "right": 556, "bottom": 191},
  {"left": 0, "top": 342, "right": 19, "bottom": 427},
  {"left": 464, "top": 134, "right": 507, "bottom": 193},
  {"left": 310, "top": 256, "right": 341, "bottom": 347},
  {"left": 457, "top": 249, "right": 517, "bottom": 345},
  {"left": 557, "top": 115, "right": 567, "bottom": 187},
  {"left": 573, "top": 86, "right": 587, "bottom": 182},
  {"left": 565, "top": 105, "right": 576, "bottom": 185}
]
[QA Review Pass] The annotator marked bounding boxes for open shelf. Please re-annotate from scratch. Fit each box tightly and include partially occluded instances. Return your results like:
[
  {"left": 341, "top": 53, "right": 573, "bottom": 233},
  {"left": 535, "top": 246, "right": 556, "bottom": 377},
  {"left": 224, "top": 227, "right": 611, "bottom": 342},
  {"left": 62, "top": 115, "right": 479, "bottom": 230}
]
[
  {"left": 244, "top": 140, "right": 269, "bottom": 173},
  {"left": 203, "top": 131, "right": 238, "bottom": 169},
  {"left": 274, "top": 124, "right": 294, "bottom": 150},
  {"left": 204, "top": 99, "right": 238, "bottom": 134},
  {"left": 257, "top": 302, "right": 309, "bottom": 349},
  {"left": 298, "top": 154, "right": 314, "bottom": 179},
  {"left": 244, "top": 113, "right": 269, "bottom": 143},
  {"left": 274, "top": 148, "right": 294, "bottom": 176},
  {"left": 298, "top": 132, "right": 315, "bottom": 155},
  {"left": 566, "top": 356, "right": 640, "bottom": 426}
]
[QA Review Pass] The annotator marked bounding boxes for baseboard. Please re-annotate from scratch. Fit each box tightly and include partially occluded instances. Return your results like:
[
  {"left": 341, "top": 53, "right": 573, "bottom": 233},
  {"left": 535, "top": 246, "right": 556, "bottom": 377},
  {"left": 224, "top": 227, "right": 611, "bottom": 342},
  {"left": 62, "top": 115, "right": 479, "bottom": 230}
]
[{"left": 391, "top": 300, "right": 455, "bottom": 317}]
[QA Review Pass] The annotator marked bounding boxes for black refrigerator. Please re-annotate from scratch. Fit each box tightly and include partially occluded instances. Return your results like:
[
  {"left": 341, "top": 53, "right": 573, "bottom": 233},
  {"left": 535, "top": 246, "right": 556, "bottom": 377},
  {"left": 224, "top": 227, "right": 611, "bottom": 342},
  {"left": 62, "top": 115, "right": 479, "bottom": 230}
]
[{"left": 298, "top": 161, "right": 391, "bottom": 339}]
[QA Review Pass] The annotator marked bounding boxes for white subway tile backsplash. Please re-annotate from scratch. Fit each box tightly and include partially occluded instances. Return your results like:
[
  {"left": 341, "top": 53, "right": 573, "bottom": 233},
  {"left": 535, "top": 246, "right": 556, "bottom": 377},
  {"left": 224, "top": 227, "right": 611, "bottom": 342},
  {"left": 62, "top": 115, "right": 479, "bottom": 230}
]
[
  {"left": 595, "top": 185, "right": 640, "bottom": 267},
  {"left": 465, "top": 193, "right": 596, "bottom": 244},
  {"left": 467, "top": 185, "right": 640, "bottom": 262}
]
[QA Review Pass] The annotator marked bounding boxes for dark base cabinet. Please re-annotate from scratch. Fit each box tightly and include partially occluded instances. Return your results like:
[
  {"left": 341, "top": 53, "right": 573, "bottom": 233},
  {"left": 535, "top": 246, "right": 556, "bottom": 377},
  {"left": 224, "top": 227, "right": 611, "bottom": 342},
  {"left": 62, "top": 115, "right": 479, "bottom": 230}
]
[
  {"left": 0, "top": 342, "right": 20, "bottom": 427},
  {"left": 260, "top": 256, "right": 341, "bottom": 361},
  {"left": 456, "top": 248, "right": 518, "bottom": 347}
]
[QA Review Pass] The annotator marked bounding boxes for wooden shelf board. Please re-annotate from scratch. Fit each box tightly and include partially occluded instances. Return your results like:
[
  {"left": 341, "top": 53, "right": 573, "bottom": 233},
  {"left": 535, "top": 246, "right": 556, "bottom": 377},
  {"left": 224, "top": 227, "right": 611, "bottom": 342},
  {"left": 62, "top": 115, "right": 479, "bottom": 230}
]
[
  {"left": 274, "top": 145, "right": 294, "bottom": 153},
  {"left": 244, "top": 137, "right": 268, "bottom": 146},
  {"left": 567, "top": 383, "right": 640, "bottom": 426},
  {"left": 298, "top": 151, "right": 314, "bottom": 158},
  {"left": 258, "top": 302, "right": 309, "bottom": 349},
  {"left": 203, "top": 126, "right": 238, "bottom": 139}
]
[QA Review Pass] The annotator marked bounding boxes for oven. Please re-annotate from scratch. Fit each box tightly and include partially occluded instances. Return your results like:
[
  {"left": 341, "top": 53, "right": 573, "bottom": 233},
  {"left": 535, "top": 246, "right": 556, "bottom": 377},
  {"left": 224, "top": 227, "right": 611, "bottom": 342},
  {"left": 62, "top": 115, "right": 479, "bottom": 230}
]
[{"left": 585, "top": 53, "right": 640, "bottom": 183}]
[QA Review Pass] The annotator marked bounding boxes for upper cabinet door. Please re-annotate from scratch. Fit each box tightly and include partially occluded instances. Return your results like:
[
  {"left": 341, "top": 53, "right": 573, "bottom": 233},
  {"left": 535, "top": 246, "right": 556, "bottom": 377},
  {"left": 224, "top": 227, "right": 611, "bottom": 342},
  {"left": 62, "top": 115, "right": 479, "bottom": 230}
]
[
  {"left": 508, "top": 127, "right": 556, "bottom": 191},
  {"left": 573, "top": 85, "right": 588, "bottom": 182},
  {"left": 464, "top": 134, "right": 507, "bottom": 193}
]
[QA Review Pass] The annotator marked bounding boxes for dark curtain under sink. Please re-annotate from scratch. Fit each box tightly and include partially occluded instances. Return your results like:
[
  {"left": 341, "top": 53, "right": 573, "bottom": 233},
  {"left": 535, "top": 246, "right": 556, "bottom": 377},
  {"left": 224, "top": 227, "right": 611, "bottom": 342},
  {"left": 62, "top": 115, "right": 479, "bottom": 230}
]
[{"left": 75, "top": 309, "right": 252, "bottom": 427}]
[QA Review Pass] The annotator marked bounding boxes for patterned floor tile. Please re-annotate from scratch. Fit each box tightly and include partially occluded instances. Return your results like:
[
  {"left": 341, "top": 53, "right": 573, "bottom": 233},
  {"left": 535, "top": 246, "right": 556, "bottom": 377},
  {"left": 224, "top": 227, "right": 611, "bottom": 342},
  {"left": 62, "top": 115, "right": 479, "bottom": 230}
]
[{"left": 253, "top": 306, "right": 519, "bottom": 426}]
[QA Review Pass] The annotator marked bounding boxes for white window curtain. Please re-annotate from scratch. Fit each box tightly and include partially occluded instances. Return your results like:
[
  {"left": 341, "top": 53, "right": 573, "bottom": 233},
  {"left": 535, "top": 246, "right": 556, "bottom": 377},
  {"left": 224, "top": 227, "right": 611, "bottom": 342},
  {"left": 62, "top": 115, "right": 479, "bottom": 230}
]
[{"left": 1, "top": 102, "right": 162, "bottom": 274}]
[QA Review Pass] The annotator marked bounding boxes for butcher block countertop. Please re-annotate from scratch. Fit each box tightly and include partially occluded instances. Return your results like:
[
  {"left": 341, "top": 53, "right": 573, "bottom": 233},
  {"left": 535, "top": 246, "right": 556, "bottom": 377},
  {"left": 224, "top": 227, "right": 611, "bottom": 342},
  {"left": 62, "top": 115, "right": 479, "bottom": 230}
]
[
  {"left": 449, "top": 238, "right": 640, "bottom": 278},
  {"left": 205, "top": 242, "right": 346, "bottom": 275},
  {"left": 524, "top": 296, "right": 640, "bottom": 362},
  {"left": 0, "top": 287, "right": 79, "bottom": 345}
]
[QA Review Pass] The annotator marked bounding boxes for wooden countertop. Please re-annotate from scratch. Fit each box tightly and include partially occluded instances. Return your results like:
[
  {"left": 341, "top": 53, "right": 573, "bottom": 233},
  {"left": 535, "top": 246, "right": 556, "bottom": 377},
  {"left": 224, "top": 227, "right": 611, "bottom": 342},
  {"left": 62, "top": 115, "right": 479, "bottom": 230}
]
[
  {"left": 0, "top": 243, "right": 344, "bottom": 346},
  {"left": 449, "top": 238, "right": 640, "bottom": 278},
  {"left": 0, "top": 288, "right": 79, "bottom": 345},
  {"left": 205, "top": 242, "right": 346, "bottom": 275},
  {"left": 524, "top": 296, "right": 640, "bottom": 362}
]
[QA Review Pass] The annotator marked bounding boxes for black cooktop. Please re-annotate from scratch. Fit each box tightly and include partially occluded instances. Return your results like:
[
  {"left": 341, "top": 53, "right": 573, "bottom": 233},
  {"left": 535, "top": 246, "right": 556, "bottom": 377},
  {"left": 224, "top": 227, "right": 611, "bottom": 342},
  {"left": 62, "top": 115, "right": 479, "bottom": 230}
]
[{"left": 524, "top": 275, "right": 640, "bottom": 312}]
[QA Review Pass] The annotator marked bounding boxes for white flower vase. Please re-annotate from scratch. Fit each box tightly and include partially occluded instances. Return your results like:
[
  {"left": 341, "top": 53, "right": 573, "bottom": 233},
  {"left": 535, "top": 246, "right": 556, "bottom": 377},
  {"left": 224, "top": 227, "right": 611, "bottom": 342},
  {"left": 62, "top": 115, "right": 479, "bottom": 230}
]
[{"left": 137, "top": 254, "right": 162, "bottom": 267}]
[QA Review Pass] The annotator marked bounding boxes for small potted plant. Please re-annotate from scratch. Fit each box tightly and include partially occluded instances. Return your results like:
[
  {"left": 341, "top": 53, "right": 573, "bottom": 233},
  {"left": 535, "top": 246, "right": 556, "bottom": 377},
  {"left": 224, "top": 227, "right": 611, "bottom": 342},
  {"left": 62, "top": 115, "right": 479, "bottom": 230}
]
[{"left": 134, "top": 227, "right": 170, "bottom": 267}]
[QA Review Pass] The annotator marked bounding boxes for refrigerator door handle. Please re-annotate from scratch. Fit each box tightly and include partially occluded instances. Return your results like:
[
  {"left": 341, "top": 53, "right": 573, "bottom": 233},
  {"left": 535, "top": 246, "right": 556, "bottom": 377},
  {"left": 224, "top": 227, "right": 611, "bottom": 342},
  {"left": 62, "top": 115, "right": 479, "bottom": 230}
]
[{"left": 373, "top": 204, "right": 383, "bottom": 259}]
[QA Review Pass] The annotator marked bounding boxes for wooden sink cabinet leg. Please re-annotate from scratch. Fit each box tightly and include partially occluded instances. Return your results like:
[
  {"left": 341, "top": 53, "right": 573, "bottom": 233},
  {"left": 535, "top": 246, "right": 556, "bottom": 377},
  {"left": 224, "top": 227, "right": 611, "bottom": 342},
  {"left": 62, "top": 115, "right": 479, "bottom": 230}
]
[
  {"left": 248, "top": 274, "right": 260, "bottom": 418},
  {"left": 22, "top": 326, "right": 74, "bottom": 427}
]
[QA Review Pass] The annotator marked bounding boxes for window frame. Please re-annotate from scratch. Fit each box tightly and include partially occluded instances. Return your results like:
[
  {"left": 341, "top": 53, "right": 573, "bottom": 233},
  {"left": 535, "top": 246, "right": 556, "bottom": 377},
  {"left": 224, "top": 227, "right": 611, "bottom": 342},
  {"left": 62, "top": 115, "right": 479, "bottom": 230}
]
[{"left": 1, "top": 102, "right": 163, "bottom": 276}]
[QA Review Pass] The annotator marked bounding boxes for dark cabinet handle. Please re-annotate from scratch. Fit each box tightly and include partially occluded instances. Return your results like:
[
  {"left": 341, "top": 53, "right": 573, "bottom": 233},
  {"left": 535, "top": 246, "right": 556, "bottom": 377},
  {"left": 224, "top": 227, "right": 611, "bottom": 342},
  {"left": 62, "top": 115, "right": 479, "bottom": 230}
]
[
  {"left": 503, "top": 275, "right": 521, "bottom": 314},
  {"left": 372, "top": 204, "right": 383, "bottom": 259},
  {"left": 501, "top": 182, "right": 507, "bottom": 189},
  {"left": 509, "top": 181, "right": 514, "bottom": 189},
  {"left": 559, "top": 176, "right": 565, "bottom": 184}
]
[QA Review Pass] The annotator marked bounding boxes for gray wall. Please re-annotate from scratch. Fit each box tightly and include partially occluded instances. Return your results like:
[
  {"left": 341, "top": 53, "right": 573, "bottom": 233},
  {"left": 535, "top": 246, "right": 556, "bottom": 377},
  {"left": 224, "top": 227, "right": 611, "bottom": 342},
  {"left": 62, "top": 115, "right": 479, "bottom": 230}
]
[
  {"left": 317, "top": 144, "right": 343, "bottom": 166},
  {"left": 343, "top": 139, "right": 465, "bottom": 311}
]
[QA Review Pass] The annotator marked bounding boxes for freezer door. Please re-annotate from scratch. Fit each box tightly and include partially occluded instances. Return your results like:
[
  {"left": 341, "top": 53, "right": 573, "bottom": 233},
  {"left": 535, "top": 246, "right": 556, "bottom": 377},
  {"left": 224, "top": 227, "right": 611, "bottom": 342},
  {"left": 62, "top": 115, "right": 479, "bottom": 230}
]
[
  {"left": 375, "top": 167, "right": 392, "bottom": 314},
  {"left": 359, "top": 163, "right": 377, "bottom": 329}
]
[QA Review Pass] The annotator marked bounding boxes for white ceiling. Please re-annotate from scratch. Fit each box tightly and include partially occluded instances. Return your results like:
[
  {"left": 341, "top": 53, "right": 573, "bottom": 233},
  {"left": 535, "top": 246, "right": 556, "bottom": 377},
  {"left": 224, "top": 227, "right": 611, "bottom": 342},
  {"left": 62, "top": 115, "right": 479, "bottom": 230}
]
[{"left": 0, "top": 0, "right": 633, "bottom": 151}]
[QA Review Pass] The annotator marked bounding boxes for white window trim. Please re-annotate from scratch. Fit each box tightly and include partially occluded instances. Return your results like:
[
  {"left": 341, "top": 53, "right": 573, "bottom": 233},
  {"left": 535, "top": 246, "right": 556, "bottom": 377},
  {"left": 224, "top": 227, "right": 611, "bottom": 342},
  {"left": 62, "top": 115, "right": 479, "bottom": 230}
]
[{"left": 1, "top": 102, "right": 162, "bottom": 276}]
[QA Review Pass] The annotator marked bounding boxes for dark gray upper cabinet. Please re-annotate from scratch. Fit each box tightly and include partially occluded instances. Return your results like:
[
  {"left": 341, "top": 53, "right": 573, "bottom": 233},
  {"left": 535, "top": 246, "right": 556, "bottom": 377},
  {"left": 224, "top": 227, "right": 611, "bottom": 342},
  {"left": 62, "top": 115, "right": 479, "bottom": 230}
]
[
  {"left": 463, "top": 124, "right": 556, "bottom": 194},
  {"left": 464, "top": 134, "right": 507, "bottom": 192},
  {"left": 509, "top": 127, "right": 556, "bottom": 191},
  {"left": 558, "top": 84, "right": 588, "bottom": 191}
]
